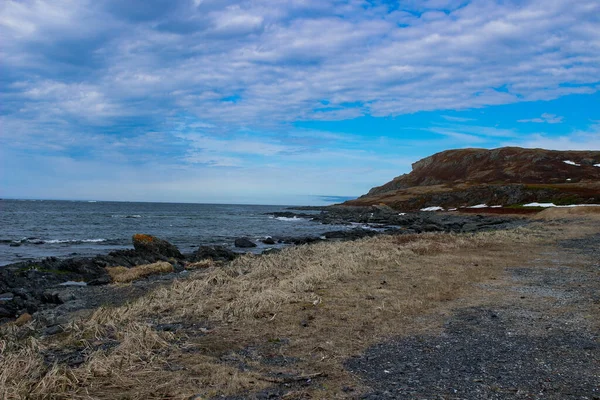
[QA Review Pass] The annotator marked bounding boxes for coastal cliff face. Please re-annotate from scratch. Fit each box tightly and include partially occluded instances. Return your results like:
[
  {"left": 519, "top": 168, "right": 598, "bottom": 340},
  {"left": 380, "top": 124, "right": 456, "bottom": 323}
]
[{"left": 344, "top": 147, "right": 600, "bottom": 210}]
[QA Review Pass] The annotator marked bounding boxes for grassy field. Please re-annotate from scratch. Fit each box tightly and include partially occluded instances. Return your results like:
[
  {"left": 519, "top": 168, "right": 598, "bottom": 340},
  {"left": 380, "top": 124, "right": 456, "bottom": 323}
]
[{"left": 1, "top": 208, "right": 599, "bottom": 399}]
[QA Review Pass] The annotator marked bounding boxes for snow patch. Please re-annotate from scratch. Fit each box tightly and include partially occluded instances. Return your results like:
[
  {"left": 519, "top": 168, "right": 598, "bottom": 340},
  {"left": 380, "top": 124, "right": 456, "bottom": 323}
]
[
  {"left": 491, "top": 205, "right": 503, "bottom": 208},
  {"left": 420, "top": 206, "right": 444, "bottom": 212},
  {"left": 468, "top": 204, "right": 488, "bottom": 209},
  {"left": 563, "top": 160, "right": 580, "bottom": 166},
  {"left": 523, "top": 203, "right": 600, "bottom": 208},
  {"left": 594, "top": 164, "right": 600, "bottom": 167},
  {"left": 523, "top": 202, "right": 557, "bottom": 208}
]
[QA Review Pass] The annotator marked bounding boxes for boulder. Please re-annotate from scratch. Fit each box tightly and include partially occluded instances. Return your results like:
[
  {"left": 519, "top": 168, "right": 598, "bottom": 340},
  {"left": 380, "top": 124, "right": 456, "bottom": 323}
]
[
  {"left": 262, "top": 237, "right": 276, "bottom": 245},
  {"left": 234, "top": 238, "right": 257, "bottom": 248},
  {"left": 188, "top": 245, "right": 239, "bottom": 262},
  {"left": 132, "top": 234, "right": 183, "bottom": 259}
]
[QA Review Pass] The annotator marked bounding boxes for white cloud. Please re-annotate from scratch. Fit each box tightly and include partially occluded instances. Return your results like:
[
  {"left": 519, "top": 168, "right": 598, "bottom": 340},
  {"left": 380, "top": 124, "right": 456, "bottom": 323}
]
[
  {"left": 2, "top": 0, "right": 599, "bottom": 128},
  {"left": 518, "top": 113, "right": 564, "bottom": 124}
]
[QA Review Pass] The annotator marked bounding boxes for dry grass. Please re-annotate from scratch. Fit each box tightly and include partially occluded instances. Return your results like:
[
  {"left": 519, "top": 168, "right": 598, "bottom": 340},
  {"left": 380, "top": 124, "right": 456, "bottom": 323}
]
[
  {"left": 184, "top": 259, "right": 218, "bottom": 270},
  {"left": 1, "top": 221, "right": 594, "bottom": 399},
  {"left": 532, "top": 206, "right": 600, "bottom": 220},
  {"left": 105, "top": 261, "right": 174, "bottom": 283}
]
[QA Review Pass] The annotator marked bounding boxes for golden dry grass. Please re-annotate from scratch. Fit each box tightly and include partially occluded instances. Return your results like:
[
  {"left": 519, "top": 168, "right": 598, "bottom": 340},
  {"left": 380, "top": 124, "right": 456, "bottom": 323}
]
[
  {"left": 105, "top": 261, "right": 174, "bottom": 283},
  {"left": 1, "top": 220, "right": 596, "bottom": 399},
  {"left": 184, "top": 259, "right": 218, "bottom": 270},
  {"left": 532, "top": 206, "right": 600, "bottom": 220}
]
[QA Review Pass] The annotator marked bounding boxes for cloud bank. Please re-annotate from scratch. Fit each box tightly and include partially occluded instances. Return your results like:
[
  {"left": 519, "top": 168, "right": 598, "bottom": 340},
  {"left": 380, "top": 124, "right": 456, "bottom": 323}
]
[{"left": 1, "top": 0, "right": 599, "bottom": 203}]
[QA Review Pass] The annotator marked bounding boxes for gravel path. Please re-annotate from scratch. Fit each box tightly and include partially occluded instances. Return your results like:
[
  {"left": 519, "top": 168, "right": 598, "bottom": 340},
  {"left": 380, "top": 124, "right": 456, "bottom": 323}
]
[{"left": 346, "top": 233, "right": 600, "bottom": 399}]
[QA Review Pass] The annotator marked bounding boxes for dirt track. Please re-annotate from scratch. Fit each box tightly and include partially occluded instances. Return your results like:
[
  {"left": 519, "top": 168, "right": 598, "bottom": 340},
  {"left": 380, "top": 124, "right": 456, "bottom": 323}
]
[{"left": 346, "top": 232, "right": 600, "bottom": 399}]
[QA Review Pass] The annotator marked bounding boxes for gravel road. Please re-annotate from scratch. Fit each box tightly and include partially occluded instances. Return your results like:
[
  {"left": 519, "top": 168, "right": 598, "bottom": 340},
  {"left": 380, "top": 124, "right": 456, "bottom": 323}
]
[{"left": 346, "top": 233, "right": 600, "bottom": 399}]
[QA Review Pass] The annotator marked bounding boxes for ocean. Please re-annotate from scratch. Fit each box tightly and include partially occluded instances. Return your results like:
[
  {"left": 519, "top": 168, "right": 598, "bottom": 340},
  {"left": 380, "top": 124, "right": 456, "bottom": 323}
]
[{"left": 0, "top": 199, "right": 349, "bottom": 266}]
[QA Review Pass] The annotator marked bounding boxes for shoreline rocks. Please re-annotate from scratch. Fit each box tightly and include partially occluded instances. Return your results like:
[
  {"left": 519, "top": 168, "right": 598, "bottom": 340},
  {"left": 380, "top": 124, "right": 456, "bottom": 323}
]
[{"left": 1, "top": 211, "right": 528, "bottom": 327}]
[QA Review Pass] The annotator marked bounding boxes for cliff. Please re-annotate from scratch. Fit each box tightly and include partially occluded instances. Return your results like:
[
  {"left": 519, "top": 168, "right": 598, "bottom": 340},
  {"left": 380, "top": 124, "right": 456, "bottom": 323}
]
[{"left": 344, "top": 147, "right": 600, "bottom": 210}]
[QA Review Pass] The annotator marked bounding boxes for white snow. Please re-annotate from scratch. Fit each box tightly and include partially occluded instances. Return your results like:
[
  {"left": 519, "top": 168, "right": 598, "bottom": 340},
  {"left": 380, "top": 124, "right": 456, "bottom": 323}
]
[
  {"left": 563, "top": 160, "right": 581, "bottom": 166},
  {"left": 398, "top": 213, "right": 406, "bottom": 216},
  {"left": 523, "top": 202, "right": 557, "bottom": 207},
  {"left": 523, "top": 202, "right": 600, "bottom": 208},
  {"left": 468, "top": 204, "right": 488, "bottom": 209},
  {"left": 420, "top": 206, "right": 444, "bottom": 212},
  {"left": 594, "top": 164, "right": 600, "bottom": 167},
  {"left": 491, "top": 205, "right": 503, "bottom": 208},
  {"left": 566, "top": 178, "right": 572, "bottom": 181},
  {"left": 448, "top": 208, "right": 458, "bottom": 211}
]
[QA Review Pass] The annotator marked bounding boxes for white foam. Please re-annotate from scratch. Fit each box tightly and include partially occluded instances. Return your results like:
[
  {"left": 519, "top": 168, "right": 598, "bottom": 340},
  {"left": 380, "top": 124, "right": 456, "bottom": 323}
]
[
  {"left": 275, "top": 216, "right": 303, "bottom": 221},
  {"left": 563, "top": 160, "right": 580, "bottom": 166},
  {"left": 491, "top": 205, "right": 503, "bottom": 208},
  {"left": 594, "top": 164, "right": 600, "bottom": 167},
  {"left": 468, "top": 204, "right": 488, "bottom": 209},
  {"left": 448, "top": 208, "right": 458, "bottom": 211},
  {"left": 44, "top": 239, "right": 106, "bottom": 244},
  {"left": 398, "top": 213, "right": 406, "bottom": 216},
  {"left": 420, "top": 206, "right": 444, "bottom": 212}
]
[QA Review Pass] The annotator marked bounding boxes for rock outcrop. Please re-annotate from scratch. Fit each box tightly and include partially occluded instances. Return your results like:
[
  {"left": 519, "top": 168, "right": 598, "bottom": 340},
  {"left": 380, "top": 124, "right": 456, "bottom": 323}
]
[
  {"left": 344, "top": 147, "right": 600, "bottom": 209},
  {"left": 132, "top": 234, "right": 183, "bottom": 259}
]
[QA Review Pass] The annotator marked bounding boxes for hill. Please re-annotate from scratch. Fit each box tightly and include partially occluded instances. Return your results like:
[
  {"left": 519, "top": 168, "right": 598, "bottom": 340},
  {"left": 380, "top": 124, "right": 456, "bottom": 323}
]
[{"left": 344, "top": 147, "right": 600, "bottom": 210}]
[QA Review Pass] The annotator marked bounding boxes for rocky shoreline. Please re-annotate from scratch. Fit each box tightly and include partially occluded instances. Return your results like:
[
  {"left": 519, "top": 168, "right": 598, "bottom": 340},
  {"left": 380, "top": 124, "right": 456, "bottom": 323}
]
[{"left": 0, "top": 206, "right": 528, "bottom": 330}]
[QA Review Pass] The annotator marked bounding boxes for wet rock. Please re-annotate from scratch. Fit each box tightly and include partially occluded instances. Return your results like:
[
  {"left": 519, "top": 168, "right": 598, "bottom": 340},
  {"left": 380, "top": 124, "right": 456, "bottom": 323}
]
[
  {"left": 132, "top": 234, "right": 183, "bottom": 259},
  {"left": 188, "top": 245, "right": 239, "bottom": 262},
  {"left": 0, "top": 292, "right": 14, "bottom": 301},
  {"left": 234, "top": 238, "right": 257, "bottom": 248},
  {"left": 262, "top": 237, "right": 276, "bottom": 245}
]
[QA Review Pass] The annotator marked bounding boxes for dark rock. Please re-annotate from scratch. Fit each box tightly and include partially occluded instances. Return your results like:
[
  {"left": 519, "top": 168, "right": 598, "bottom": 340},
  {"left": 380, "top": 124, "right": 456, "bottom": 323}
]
[
  {"left": 0, "top": 292, "right": 14, "bottom": 301},
  {"left": 323, "top": 229, "right": 379, "bottom": 241},
  {"left": 262, "top": 237, "right": 276, "bottom": 245},
  {"left": 0, "top": 305, "right": 14, "bottom": 318},
  {"left": 234, "top": 238, "right": 257, "bottom": 248},
  {"left": 44, "top": 325, "right": 64, "bottom": 336},
  {"left": 132, "top": 234, "right": 183, "bottom": 259},
  {"left": 188, "top": 245, "right": 239, "bottom": 262},
  {"left": 87, "top": 276, "right": 111, "bottom": 286}
]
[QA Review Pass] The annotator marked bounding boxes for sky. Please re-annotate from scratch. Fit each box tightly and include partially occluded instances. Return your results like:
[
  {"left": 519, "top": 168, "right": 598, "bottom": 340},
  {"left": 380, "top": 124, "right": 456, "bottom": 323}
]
[{"left": 1, "top": 0, "right": 599, "bottom": 205}]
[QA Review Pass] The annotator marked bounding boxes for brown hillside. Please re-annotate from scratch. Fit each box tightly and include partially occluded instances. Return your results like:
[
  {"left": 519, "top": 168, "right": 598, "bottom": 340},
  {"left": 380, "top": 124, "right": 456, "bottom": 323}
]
[{"left": 345, "top": 147, "right": 600, "bottom": 210}]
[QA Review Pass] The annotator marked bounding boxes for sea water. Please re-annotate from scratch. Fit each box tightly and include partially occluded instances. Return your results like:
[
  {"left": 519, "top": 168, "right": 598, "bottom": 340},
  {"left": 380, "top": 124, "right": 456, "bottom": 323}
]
[{"left": 0, "top": 199, "right": 346, "bottom": 266}]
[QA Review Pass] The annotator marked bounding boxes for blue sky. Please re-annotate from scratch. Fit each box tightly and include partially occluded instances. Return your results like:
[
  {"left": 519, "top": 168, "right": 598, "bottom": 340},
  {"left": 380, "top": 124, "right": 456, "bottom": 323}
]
[{"left": 1, "top": 0, "right": 599, "bottom": 205}]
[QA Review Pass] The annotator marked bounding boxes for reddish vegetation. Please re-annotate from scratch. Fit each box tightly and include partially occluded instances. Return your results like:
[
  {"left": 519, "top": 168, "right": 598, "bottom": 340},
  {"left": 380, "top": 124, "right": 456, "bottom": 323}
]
[
  {"left": 344, "top": 147, "right": 600, "bottom": 210},
  {"left": 132, "top": 234, "right": 155, "bottom": 244}
]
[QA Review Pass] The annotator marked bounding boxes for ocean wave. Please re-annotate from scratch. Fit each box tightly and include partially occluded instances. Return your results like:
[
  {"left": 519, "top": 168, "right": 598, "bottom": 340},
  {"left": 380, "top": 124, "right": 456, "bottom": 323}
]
[
  {"left": 111, "top": 214, "right": 142, "bottom": 218},
  {"left": 7, "top": 238, "right": 109, "bottom": 245},
  {"left": 275, "top": 216, "right": 304, "bottom": 221},
  {"left": 44, "top": 238, "right": 107, "bottom": 244}
]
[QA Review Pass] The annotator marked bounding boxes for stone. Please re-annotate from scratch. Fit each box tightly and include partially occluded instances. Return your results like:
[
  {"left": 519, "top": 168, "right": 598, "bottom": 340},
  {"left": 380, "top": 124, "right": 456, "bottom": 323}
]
[
  {"left": 262, "top": 237, "right": 276, "bottom": 245},
  {"left": 132, "top": 234, "right": 183, "bottom": 259},
  {"left": 189, "top": 245, "right": 238, "bottom": 262},
  {"left": 14, "top": 312, "right": 32, "bottom": 326},
  {"left": 0, "top": 292, "right": 14, "bottom": 301},
  {"left": 234, "top": 238, "right": 257, "bottom": 248}
]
